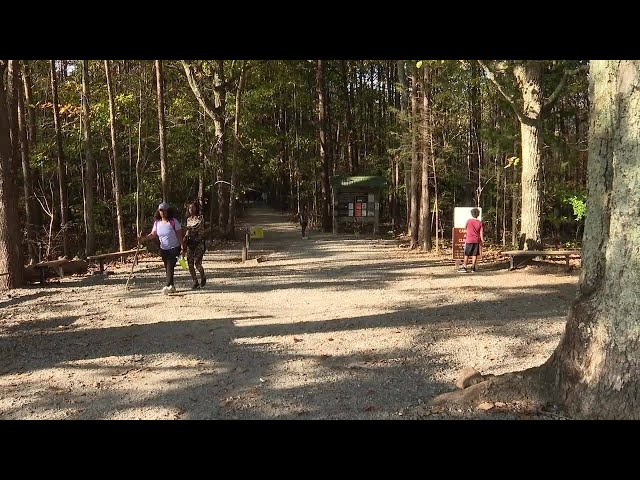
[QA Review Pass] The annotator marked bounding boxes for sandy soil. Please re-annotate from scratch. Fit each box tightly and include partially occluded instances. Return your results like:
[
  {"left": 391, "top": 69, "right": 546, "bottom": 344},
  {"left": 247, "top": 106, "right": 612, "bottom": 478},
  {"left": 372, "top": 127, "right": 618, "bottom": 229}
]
[{"left": 0, "top": 206, "right": 580, "bottom": 420}]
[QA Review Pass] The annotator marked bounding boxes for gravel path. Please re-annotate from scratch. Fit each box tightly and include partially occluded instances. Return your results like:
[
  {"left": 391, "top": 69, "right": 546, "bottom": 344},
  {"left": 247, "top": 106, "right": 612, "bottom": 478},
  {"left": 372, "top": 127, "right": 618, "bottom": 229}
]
[{"left": 0, "top": 206, "right": 579, "bottom": 419}]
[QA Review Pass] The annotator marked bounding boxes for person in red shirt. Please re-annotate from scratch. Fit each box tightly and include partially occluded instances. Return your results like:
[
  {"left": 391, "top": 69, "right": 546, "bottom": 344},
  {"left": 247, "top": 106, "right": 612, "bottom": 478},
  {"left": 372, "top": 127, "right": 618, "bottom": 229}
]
[{"left": 458, "top": 207, "right": 483, "bottom": 273}]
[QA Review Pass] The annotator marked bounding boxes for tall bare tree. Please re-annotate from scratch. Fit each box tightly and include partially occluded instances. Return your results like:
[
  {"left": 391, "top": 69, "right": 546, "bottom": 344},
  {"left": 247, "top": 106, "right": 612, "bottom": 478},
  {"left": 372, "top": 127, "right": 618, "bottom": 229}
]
[
  {"left": 340, "top": 60, "right": 357, "bottom": 175},
  {"left": 397, "top": 60, "right": 410, "bottom": 234},
  {"left": 50, "top": 60, "right": 69, "bottom": 258},
  {"left": 228, "top": 61, "right": 248, "bottom": 237},
  {"left": 135, "top": 66, "right": 145, "bottom": 238},
  {"left": 155, "top": 60, "right": 168, "bottom": 202},
  {"left": 212, "top": 60, "right": 228, "bottom": 229},
  {"left": 317, "top": 60, "right": 331, "bottom": 232},
  {"left": 181, "top": 60, "right": 228, "bottom": 233},
  {"left": 104, "top": 60, "right": 126, "bottom": 251},
  {"left": 81, "top": 60, "right": 96, "bottom": 257},
  {"left": 420, "top": 65, "right": 432, "bottom": 251},
  {"left": 409, "top": 69, "right": 420, "bottom": 249},
  {"left": 17, "top": 62, "right": 37, "bottom": 263},
  {"left": 21, "top": 60, "right": 41, "bottom": 231}
]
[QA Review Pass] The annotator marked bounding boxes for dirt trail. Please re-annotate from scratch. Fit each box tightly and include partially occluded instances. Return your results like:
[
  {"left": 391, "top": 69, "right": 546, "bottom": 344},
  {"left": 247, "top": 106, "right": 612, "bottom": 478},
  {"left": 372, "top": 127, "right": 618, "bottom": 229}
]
[{"left": 0, "top": 206, "right": 579, "bottom": 419}]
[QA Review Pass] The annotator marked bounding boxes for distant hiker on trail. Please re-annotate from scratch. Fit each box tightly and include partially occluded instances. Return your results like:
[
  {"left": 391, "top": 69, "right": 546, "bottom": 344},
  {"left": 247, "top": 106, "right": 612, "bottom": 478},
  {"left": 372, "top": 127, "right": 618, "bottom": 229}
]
[
  {"left": 184, "top": 201, "right": 208, "bottom": 290},
  {"left": 140, "top": 202, "right": 185, "bottom": 294},
  {"left": 299, "top": 206, "right": 309, "bottom": 239},
  {"left": 458, "top": 207, "right": 483, "bottom": 273}
]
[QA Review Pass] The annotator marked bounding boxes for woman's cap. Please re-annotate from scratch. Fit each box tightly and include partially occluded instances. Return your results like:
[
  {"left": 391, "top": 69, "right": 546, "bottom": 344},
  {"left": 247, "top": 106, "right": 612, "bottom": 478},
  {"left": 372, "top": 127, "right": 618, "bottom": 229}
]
[{"left": 158, "top": 202, "right": 170, "bottom": 211}]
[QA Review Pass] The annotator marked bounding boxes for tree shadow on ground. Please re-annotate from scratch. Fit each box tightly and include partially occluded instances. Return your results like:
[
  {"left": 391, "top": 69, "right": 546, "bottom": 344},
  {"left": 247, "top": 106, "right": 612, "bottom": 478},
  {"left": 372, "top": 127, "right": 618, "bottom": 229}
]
[
  {"left": 2, "top": 207, "right": 578, "bottom": 419},
  {"left": 0, "top": 291, "right": 54, "bottom": 310},
  {"left": 1, "top": 281, "right": 573, "bottom": 419}
]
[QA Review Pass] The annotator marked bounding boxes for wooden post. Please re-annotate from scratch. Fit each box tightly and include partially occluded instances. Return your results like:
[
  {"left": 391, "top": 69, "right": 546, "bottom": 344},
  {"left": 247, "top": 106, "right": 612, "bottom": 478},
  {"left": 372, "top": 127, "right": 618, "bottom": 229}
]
[
  {"left": 332, "top": 188, "right": 338, "bottom": 235},
  {"left": 242, "top": 229, "right": 249, "bottom": 262},
  {"left": 374, "top": 190, "right": 379, "bottom": 236}
]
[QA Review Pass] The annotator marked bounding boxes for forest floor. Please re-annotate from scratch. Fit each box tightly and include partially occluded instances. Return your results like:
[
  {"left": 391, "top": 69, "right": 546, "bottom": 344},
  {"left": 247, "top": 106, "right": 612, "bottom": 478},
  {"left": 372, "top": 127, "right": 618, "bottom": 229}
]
[{"left": 0, "top": 206, "right": 581, "bottom": 420}]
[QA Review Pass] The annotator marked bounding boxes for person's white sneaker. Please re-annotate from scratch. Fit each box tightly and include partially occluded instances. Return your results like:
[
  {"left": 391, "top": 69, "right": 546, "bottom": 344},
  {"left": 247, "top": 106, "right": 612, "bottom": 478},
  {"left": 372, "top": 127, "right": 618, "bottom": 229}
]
[
  {"left": 168, "top": 285, "right": 176, "bottom": 294},
  {"left": 161, "top": 286, "right": 169, "bottom": 295}
]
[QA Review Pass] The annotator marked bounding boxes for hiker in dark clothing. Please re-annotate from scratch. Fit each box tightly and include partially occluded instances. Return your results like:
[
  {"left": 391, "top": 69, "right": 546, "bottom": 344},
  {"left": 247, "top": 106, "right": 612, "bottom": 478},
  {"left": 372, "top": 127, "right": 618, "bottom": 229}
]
[
  {"left": 299, "top": 206, "right": 309, "bottom": 239},
  {"left": 184, "top": 201, "right": 208, "bottom": 290}
]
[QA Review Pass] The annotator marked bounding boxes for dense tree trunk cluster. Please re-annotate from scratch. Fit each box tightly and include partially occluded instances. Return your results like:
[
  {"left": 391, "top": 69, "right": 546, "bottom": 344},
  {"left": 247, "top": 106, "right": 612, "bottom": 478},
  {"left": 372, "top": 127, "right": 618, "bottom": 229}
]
[{"left": 0, "top": 59, "right": 589, "bottom": 279}]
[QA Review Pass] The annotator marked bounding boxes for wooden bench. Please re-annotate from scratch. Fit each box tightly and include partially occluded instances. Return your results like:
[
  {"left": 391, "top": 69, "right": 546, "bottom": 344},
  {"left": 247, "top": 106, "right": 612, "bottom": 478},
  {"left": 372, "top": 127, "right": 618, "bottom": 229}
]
[
  {"left": 502, "top": 250, "right": 581, "bottom": 271},
  {"left": 32, "top": 259, "right": 71, "bottom": 284},
  {"left": 87, "top": 247, "right": 147, "bottom": 274}
]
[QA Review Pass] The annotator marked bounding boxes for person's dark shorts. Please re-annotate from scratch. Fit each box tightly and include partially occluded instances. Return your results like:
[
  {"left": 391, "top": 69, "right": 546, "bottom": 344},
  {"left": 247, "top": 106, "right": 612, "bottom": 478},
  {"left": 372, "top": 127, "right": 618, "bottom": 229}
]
[{"left": 464, "top": 242, "right": 480, "bottom": 256}]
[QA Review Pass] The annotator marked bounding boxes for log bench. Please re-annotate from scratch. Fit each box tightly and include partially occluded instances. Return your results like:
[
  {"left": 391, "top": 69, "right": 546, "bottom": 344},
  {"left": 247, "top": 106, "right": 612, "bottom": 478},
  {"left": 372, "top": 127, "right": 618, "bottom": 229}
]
[
  {"left": 87, "top": 247, "right": 147, "bottom": 274},
  {"left": 502, "top": 250, "right": 581, "bottom": 271},
  {"left": 32, "top": 259, "right": 71, "bottom": 284}
]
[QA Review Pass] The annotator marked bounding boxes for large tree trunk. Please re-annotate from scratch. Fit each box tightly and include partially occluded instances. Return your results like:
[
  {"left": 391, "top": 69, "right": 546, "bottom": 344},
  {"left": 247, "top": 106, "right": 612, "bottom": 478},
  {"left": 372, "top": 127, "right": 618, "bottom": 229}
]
[
  {"left": 431, "top": 134, "right": 439, "bottom": 253},
  {"left": 212, "top": 61, "right": 228, "bottom": 231},
  {"left": 434, "top": 61, "right": 638, "bottom": 420},
  {"left": 409, "top": 72, "right": 420, "bottom": 249},
  {"left": 228, "top": 62, "right": 248, "bottom": 237},
  {"left": 511, "top": 160, "right": 519, "bottom": 247},
  {"left": 518, "top": 120, "right": 542, "bottom": 249},
  {"left": 81, "top": 60, "right": 96, "bottom": 257},
  {"left": 539, "top": 60, "right": 640, "bottom": 418},
  {"left": 181, "top": 61, "right": 227, "bottom": 230},
  {"left": 317, "top": 60, "right": 331, "bottom": 232},
  {"left": 17, "top": 62, "right": 37, "bottom": 264},
  {"left": 181, "top": 61, "right": 224, "bottom": 238},
  {"left": 136, "top": 70, "right": 144, "bottom": 237},
  {"left": 429, "top": 66, "right": 439, "bottom": 253},
  {"left": 469, "top": 62, "right": 483, "bottom": 206},
  {"left": 155, "top": 60, "right": 168, "bottom": 202},
  {"left": 479, "top": 60, "right": 580, "bottom": 251},
  {"left": 198, "top": 106, "right": 205, "bottom": 209},
  {"left": 397, "top": 61, "right": 410, "bottom": 235},
  {"left": 514, "top": 62, "right": 543, "bottom": 250},
  {"left": 391, "top": 62, "right": 401, "bottom": 232},
  {"left": 215, "top": 135, "right": 226, "bottom": 226},
  {"left": 50, "top": 60, "right": 69, "bottom": 258},
  {"left": 105, "top": 60, "right": 126, "bottom": 251},
  {"left": 420, "top": 65, "right": 431, "bottom": 251},
  {"left": 0, "top": 61, "right": 24, "bottom": 289}
]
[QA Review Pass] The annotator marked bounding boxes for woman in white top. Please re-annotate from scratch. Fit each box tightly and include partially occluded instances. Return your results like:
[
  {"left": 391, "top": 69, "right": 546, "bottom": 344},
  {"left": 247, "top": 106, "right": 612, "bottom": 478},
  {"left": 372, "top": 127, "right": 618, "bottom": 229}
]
[{"left": 141, "top": 202, "right": 185, "bottom": 294}]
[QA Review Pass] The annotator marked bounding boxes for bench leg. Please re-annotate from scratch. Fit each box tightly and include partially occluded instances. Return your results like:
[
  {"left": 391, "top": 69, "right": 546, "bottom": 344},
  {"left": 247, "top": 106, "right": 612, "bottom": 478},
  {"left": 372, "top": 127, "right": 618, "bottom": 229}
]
[
  {"left": 56, "top": 267, "right": 64, "bottom": 279},
  {"left": 510, "top": 256, "right": 515, "bottom": 270},
  {"left": 39, "top": 267, "right": 45, "bottom": 284},
  {"left": 99, "top": 260, "right": 104, "bottom": 274}
]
